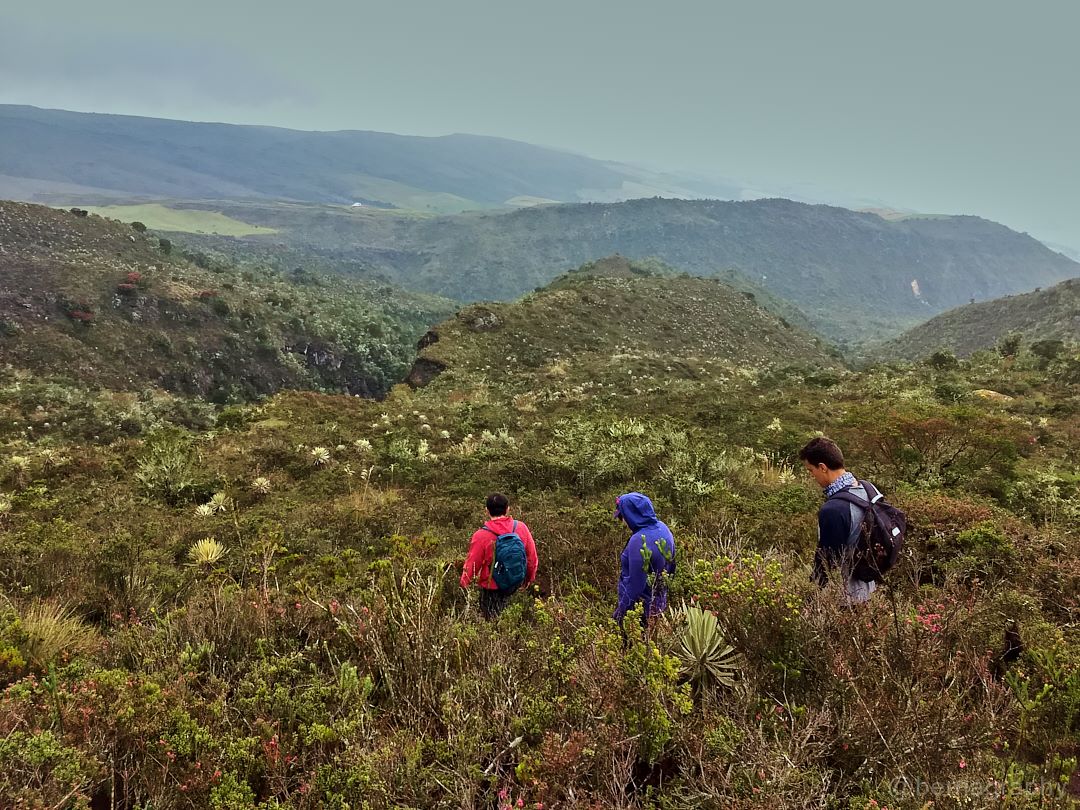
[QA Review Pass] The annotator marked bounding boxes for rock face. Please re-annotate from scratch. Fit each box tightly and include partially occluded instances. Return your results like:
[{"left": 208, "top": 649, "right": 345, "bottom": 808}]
[
  {"left": 295, "top": 342, "right": 344, "bottom": 372},
  {"left": 460, "top": 306, "right": 502, "bottom": 332},
  {"left": 406, "top": 358, "right": 447, "bottom": 388},
  {"left": 973, "top": 389, "right": 1014, "bottom": 403}
]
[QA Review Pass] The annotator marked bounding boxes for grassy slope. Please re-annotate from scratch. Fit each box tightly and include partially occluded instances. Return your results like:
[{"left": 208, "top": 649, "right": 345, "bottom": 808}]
[
  {"left": 1, "top": 210, "right": 1078, "bottom": 808},
  {"left": 76, "top": 203, "right": 276, "bottom": 236},
  {"left": 411, "top": 255, "right": 836, "bottom": 390},
  {"left": 882, "top": 277, "right": 1080, "bottom": 358},
  {"left": 0, "top": 201, "right": 454, "bottom": 399},
  {"left": 178, "top": 197, "right": 1080, "bottom": 344}
]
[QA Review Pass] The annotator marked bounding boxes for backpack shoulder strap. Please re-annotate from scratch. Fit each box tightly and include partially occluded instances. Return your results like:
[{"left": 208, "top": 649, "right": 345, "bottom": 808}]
[
  {"left": 830, "top": 489, "right": 870, "bottom": 508},
  {"left": 857, "top": 480, "right": 884, "bottom": 504},
  {"left": 482, "top": 520, "right": 518, "bottom": 537}
]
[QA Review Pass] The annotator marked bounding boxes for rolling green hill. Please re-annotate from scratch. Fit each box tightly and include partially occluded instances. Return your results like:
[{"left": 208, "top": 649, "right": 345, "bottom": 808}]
[
  {"left": 407, "top": 255, "right": 837, "bottom": 390},
  {"left": 0, "top": 202, "right": 454, "bottom": 399},
  {"left": 7, "top": 106, "right": 1075, "bottom": 344},
  {"left": 178, "top": 197, "right": 1080, "bottom": 343},
  {"left": 0, "top": 105, "right": 733, "bottom": 213},
  {"left": 881, "top": 276, "right": 1080, "bottom": 359}
]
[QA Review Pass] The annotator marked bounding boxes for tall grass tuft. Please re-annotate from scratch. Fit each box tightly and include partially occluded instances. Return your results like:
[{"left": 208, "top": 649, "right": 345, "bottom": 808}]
[{"left": 20, "top": 602, "right": 98, "bottom": 670}]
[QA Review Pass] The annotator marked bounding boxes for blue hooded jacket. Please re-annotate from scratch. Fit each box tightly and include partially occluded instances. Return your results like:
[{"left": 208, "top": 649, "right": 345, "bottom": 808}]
[{"left": 614, "top": 492, "right": 676, "bottom": 625}]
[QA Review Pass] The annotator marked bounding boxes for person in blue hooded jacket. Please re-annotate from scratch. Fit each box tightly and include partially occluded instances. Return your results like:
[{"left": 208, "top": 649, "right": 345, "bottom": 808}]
[{"left": 613, "top": 492, "right": 676, "bottom": 627}]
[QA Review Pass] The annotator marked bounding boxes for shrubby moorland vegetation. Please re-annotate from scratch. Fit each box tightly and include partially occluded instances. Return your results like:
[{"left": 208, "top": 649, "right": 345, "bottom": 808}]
[
  {"left": 0, "top": 202, "right": 454, "bottom": 401},
  {"left": 883, "top": 277, "right": 1080, "bottom": 361},
  {"left": 0, "top": 223, "right": 1078, "bottom": 808}
]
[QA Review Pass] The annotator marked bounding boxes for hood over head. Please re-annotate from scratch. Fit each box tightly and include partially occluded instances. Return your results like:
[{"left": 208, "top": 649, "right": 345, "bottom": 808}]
[{"left": 615, "top": 492, "right": 660, "bottom": 531}]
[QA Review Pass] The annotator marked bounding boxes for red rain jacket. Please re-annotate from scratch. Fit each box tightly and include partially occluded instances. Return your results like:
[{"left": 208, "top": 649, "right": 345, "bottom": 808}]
[{"left": 460, "top": 516, "right": 538, "bottom": 590}]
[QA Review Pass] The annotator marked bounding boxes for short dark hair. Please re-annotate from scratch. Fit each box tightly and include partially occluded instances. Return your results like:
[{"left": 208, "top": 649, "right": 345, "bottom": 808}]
[
  {"left": 799, "top": 437, "right": 845, "bottom": 470},
  {"left": 486, "top": 493, "right": 509, "bottom": 516}
]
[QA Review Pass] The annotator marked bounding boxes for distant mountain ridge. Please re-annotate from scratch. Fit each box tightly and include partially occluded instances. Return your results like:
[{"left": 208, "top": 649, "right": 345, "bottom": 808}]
[
  {"left": 881, "top": 277, "right": 1080, "bottom": 359},
  {"left": 1046, "top": 242, "right": 1080, "bottom": 262},
  {"left": 6, "top": 105, "right": 1076, "bottom": 344},
  {"left": 0, "top": 105, "right": 735, "bottom": 213},
  {"left": 178, "top": 196, "right": 1080, "bottom": 343}
]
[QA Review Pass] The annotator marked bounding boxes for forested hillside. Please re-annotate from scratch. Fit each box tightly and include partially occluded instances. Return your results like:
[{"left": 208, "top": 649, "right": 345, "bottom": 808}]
[
  {"left": 182, "top": 197, "right": 1080, "bottom": 342},
  {"left": 0, "top": 202, "right": 454, "bottom": 400},
  {"left": 884, "top": 277, "right": 1080, "bottom": 359}
]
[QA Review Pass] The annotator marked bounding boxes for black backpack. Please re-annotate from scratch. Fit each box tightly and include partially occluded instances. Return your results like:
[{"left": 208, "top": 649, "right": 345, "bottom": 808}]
[{"left": 830, "top": 481, "right": 906, "bottom": 583}]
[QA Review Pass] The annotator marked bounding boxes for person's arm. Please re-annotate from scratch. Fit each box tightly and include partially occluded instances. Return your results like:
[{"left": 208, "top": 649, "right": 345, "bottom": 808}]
[
  {"left": 460, "top": 531, "right": 487, "bottom": 588},
  {"left": 614, "top": 536, "right": 646, "bottom": 622},
  {"left": 812, "top": 502, "right": 850, "bottom": 586},
  {"left": 522, "top": 524, "right": 538, "bottom": 586}
]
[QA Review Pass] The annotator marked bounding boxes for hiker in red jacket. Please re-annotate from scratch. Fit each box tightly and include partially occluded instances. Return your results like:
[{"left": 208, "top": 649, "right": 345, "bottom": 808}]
[{"left": 460, "top": 493, "right": 538, "bottom": 619}]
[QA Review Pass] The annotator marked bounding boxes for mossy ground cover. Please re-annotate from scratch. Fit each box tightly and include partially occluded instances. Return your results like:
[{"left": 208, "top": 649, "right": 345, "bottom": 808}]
[{"left": 1, "top": 294, "right": 1079, "bottom": 808}]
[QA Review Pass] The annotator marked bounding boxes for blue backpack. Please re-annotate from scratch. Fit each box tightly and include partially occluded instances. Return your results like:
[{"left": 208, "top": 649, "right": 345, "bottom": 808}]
[{"left": 483, "top": 520, "right": 528, "bottom": 593}]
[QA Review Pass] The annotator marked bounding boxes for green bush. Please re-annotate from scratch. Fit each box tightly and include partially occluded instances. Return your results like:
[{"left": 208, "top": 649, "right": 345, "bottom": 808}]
[
  {"left": 135, "top": 430, "right": 201, "bottom": 504},
  {"left": 0, "top": 730, "right": 99, "bottom": 805}
]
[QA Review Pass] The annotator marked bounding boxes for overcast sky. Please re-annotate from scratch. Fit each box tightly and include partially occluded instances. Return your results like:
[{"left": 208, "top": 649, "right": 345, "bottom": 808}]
[{"left": 2, "top": 0, "right": 1077, "bottom": 248}]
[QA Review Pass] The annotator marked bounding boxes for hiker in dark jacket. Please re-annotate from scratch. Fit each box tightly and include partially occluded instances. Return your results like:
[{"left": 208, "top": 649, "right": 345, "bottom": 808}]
[
  {"left": 613, "top": 492, "right": 676, "bottom": 627},
  {"left": 461, "top": 493, "right": 538, "bottom": 619},
  {"left": 799, "top": 437, "right": 879, "bottom": 604}
]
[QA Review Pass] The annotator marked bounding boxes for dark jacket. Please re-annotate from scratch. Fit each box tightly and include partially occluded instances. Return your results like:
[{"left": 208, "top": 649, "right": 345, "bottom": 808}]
[{"left": 813, "top": 482, "right": 870, "bottom": 585}]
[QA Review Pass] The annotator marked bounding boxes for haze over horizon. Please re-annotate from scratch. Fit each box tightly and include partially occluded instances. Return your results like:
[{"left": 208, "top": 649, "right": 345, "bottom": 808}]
[{"left": 2, "top": 0, "right": 1077, "bottom": 249}]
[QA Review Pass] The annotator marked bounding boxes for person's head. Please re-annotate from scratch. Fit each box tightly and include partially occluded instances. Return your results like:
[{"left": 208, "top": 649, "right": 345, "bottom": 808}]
[
  {"left": 799, "top": 437, "right": 847, "bottom": 488},
  {"left": 614, "top": 492, "right": 659, "bottom": 530},
  {"left": 486, "top": 492, "right": 509, "bottom": 518}
]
